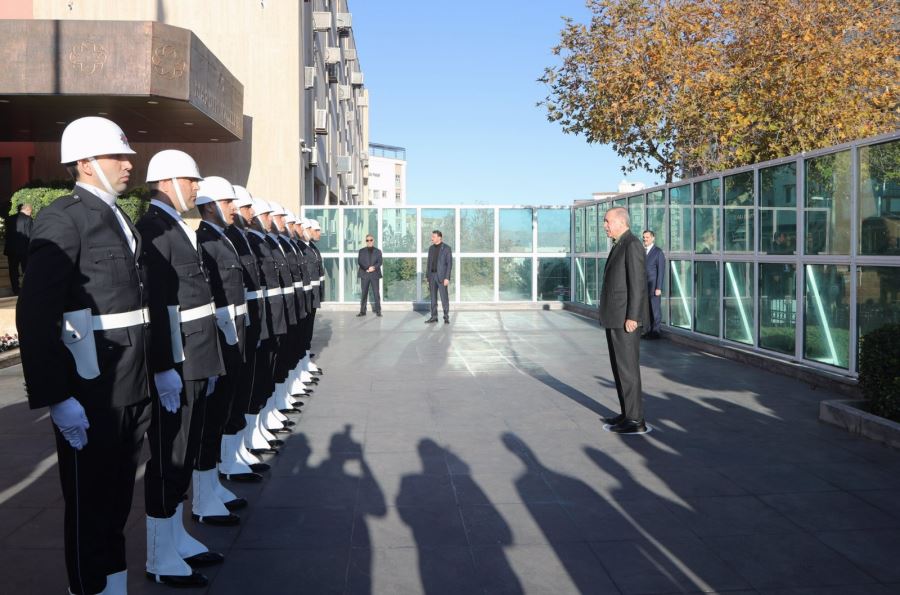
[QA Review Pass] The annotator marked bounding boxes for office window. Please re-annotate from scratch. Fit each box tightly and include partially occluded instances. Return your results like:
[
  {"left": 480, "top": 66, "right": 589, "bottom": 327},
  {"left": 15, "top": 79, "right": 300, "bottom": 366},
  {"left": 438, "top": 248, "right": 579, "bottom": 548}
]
[
  {"left": 538, "top": 258, "right": 570, "bottom": 301},
  {"left": 759, "top": 163, "right": 797, "bottom": 254},
  {"left": 669, "top": 260, "right": 692, "bottom": 329},
  {"left": 669, "top": 185, "right": 691, "bottom": 252},
  {"left": 537, "top": 209, "right": 570, "bottom": 253},
  {"left": 805, "top": 151, "right": 851, "bottom": 255},
  {"left": 724, "top": 171, "right": 754, "bottom": 252},
  {"left": 858, "top": 140, "right": 900, "bottom": 255},
  {"left": 499, "top": 208, "right": 533, "bottom": 253},
  {"left": 460, "top": 209, "right": 494, "bottom": 253},
  {"left": 694, "top": 179, "right": 720, "bottom": 254},
  {"left": 724, "top": 262, "right": 753, "bottom": 344},
  {"left": 804, "top": 264, "right": 850, "bottom": 368},
  {"left": 759, "top": 263, "right": 797, "bottom": 354},
  {"left": 499, "top": 257, "right": 532, "bottom": 300},
  {"left": 695, "top": 261, "right": 720, "bottom": 336}
]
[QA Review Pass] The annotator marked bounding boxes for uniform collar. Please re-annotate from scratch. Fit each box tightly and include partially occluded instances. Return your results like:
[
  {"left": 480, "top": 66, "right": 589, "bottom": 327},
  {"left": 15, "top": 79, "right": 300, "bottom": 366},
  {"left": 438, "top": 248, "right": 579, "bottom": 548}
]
[
  {"left": 76, "top": 181, "right": 117, "bottom": 209},
  {"left": 150, "top": 199, "right": 185, "bottom": 223}
]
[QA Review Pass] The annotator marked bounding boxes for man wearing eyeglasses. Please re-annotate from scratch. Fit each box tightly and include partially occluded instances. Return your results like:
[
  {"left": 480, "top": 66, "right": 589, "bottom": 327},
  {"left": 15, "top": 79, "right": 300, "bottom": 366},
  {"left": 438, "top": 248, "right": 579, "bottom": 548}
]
[{"left": 357, "top": 234, "right": 382, "bottom": 317}]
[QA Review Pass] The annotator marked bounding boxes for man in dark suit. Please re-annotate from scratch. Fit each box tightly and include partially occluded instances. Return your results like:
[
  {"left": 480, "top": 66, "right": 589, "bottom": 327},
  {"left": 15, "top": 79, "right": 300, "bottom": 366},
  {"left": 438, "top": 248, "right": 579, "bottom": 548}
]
[
  {"left": 599, "top": 207, "right": 650, "bottom": 434},
  {"left": 5, "top": 202, "right": 32, "bottom": 294},
  {"left": 357, "top": 233, "right": 383, "bottom": 317},
  {"left": 17, "top": 116, "right": 149, "bottom": 595},
  {"left": 425, "top": 230, "right": 452, "bottom": 324},
  {"left": 642, "top": 230, "right": 666, "bottom": 339}
]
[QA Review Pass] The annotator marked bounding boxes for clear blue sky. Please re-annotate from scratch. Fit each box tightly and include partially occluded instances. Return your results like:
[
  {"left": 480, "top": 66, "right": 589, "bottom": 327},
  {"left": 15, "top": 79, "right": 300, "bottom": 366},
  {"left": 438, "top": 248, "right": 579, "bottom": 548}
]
[{"left": 351, "top": 1, "right": 661, "bottom": 206}]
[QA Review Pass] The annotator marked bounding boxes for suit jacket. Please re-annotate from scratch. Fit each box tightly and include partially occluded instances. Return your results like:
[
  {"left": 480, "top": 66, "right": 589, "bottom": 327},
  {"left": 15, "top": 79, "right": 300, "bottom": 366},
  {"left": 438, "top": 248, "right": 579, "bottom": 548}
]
[
  {"left": 225, "top": 224, "right": 267, "bottom": 342},
  {"left": 5, "top": 213, "right": 33, "bottom": 257},
  {"left": 247, "top": 229, "right": 287, "bottom": 337},
  {"left": 137, "top": 203, "right": 224, "bottom": 381},
  {"left": 645, "top": 245, "right": 666, "bottom": 293},
  {"left": 357, "top": 247, "right": 383, "bottom": 279},
  {"left": 265, "top": 233, "right": 298, "bottom": 326},
  {"left": 426, "top": 242, "right": 452, "bottom": 282},
  {"left": 296, "top": 239, "right": 320, "bottom": 309},
  {"left": 278, "top": 233, "right": 308, "bottom": 319},
  {"left": 197, "top": 221, "right": 247, "bottom": 357},
  {"left": 17, "top": 186, "right": 150, "bottom": 409},
  {"left": 309, "top": 241, "right": 325, "bottom": 302},
  {"left": 599, "top": 230, "right": 650, "bottom": 329}
]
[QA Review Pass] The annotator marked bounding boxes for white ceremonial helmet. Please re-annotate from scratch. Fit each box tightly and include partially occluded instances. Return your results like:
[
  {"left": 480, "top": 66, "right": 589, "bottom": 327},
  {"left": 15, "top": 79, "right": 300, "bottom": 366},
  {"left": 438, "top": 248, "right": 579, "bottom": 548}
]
[
  {"left": 195, "top": 176, "right": 236, "bottom": 205},
  {"left": 252, "top": 199, "right": 273, "bottom": 217},
  {"left": 146, "top": 150, "right": 202, "bottom": 212},
  {"left": 60, "top": 116, "right": 135, "bottom": 164},
  {"left": 233, "top": 185, "right": 253, "bottom": 208},
  {"left": 309, "top": 219, "right": 322, "bottom": 231}
]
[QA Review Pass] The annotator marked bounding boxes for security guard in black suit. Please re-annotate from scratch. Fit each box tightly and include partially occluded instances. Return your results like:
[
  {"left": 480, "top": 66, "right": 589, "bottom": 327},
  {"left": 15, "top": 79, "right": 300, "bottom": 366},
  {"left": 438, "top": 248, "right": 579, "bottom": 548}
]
[
  {"left": 17, "top": 117, "right": 148, "bottom": 595},
  {"left": 137, "top": 150, "right": 225, "bottom": 587},
  {"left": 193, "top": 176, "right": 250, "bottom": 523}
]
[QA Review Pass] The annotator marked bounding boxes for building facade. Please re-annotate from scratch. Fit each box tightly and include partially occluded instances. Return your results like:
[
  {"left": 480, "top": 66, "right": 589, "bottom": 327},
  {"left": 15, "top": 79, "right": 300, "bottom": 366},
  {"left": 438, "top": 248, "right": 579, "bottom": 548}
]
[{"left": 367, "top": 143, "right": 406, "bottom": 206}]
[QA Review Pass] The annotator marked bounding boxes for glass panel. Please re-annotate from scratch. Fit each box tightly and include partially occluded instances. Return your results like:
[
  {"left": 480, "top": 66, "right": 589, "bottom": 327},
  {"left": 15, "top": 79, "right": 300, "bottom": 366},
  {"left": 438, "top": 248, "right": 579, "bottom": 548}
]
[
  {"left": 499, "top": 208, "right": 533, "bottom": 252},
  {"left": 694, "top": 179, "right": 720, "bottom": 253},
  {"left": 499, "top": 257, "right": 532, "bottom": 300},
  {"left": 321, "top": 257, "right": 339, "bottom": 301},
  {"left": 460, "top": 257, "right": 494, "bottom": 301},
  {"left": 694, "top": 261, "right": 720, "bottom": 336},
  {"left": 342, "top": 208, "right": 377, "bottom": 252},
  {"left": 724, "top": 171, "right": 754, "bottom": 252},
  {"left": 586, "top": 205, "right": 598, "bottom": 252},
  {"left": 804, "top": 264, "right": 850, "bottom": 368},
  {"left": 646, "top": 205, "right": 666, "bottom": 252},
  {"left": 647, "top": 190, "right": 665, "bottom": 205},
  {"left": 669, "top": 260, "right": 692, "bottom": 329},
  {"left": 382, "top": 208, "right": 417, "bottom": 252},
  {"left": 759, "top": 162, "right": 797, "bottom": 254},
  {"left": 597, "top": 202, "right": 611, "bottom": 252},
  {"left": 805, "top": 151, "right": 851, "bottom": 255},
  {"left": 575, "top": 257, "right": 597, "bottom": 305},
  {"left": 421, "top": 208, "right": 455, "bottom": 253},
  {"left": 597, "top": 258, "right": 606, "bottom": 300},
  {"left": 302, "top": 208, "right": 339, "bottom": 252},
  {"left": 343, "top": 256, "right": 362, "bottom": 303},
  {"left": 460, "top": 208, "right": 495, "bottom": 253},
  {"left": 382, "top": 257, "right": 417, "bottom": 301},
  {"left": 537, "top": 209, "right": 570, "bottom": 253},
  {"left": 538, "top": 258, "right": 570, "bottom": 301},
  {"left": 669, "top": 185, "right": 691, "bottom": 252},
  {"left": 858, "top": 140, "right": 900, "bottom": 255},
  {"left": 586, "top": 257, "right": 598, "bottom": 305},
  {"left": 613, "top": 198, "right": 626, "bottom": 208},
  {"left": 574, "top": 207, "right": 584, "bottom": 253},
  {"left": 628, "top": 195, "right": 645, "bottom": 238},
  {"left": 723, "top": 262, "right": 753, "bottom": 344},
  {"left": 759, "top": 263, "right": 797, "bottom": 354},
  {"left": 857, "top": 266, "right": 900, "bottom": 369}
]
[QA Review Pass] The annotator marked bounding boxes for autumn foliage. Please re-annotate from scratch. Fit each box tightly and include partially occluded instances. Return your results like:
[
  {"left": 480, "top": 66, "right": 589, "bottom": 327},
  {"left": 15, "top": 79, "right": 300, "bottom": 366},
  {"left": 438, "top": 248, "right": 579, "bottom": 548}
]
[{"left": 542, "top": 0, "right": 899, "bottom": 182}]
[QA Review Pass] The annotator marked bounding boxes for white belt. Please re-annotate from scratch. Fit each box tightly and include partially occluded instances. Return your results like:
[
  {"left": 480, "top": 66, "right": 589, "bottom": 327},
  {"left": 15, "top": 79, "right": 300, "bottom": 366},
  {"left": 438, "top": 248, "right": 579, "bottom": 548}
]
[
  {"left": 311, "top": 280, "right": 321, "bottom": 287},
  {"left": 304, "top": 284, "right": 312, "bottom": 291},
  {"left": 283, "top": 285, "right": 295, "bottom": 294},
  {"left": 293, "top": 281, "right": 303, "bottom": 289},
  {"left": 235, "top": 304, "right": 247, "bottom": 316},
  {"left": 92, "top": 307, "right": 150, "bottom": 331},
  {"left": 245, "top": 289, "right": 264, "bottom": 300},
  {"left": 319, "top": 275, "right": 325, "bottom": 281},
  {"left": 265, "top": 287, "right": 283, "bottom": 298},
  {"left": 180, "top": 301, "right": 215, "bottom": 323}
]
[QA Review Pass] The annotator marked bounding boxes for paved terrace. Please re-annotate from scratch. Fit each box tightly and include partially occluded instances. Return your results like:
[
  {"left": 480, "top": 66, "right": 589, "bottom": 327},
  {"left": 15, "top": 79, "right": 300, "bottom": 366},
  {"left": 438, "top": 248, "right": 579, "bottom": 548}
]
[{"left": 2, "top": 310, "right": 899, "bottom": 594}]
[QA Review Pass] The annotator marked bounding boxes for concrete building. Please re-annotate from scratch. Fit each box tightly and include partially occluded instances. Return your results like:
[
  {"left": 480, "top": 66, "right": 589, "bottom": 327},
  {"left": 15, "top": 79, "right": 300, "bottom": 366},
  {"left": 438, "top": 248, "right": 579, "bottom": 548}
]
[
  {"left": 367, "top": 143, "right": 406, "bottom": 206},
  {"left": 0, "top": 0, "right": 370, "bottom": 212}
]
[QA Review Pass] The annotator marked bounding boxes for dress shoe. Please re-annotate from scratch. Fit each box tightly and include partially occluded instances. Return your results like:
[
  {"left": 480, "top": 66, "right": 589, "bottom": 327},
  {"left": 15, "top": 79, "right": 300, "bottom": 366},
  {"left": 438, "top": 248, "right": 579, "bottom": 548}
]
[
  {"left": 425, "top": 317, "right": 438, "bottom": 323},
  {"left": 309, "top": 353, "right": 316, "bottom": 358},
  {"left": 219, "top": 471, "right": 263, "bottom": 483},
  {"left": 443, "top": 317, "right": 449, "bottom": 324},
  {"left": 267, "top": 438, "right": 285, "bottom": 447},
  {"left": 376, "top": 312, "right": 382, "bottom": 317},
  {"left": 191, "top": 512, "right": 240, "bottom": 526},
  {"left": 610, "top": 419, "right": 648, "bottom": 434},
  {"left": 604, "top": 414, "right": 625, "bottom": 426},
  {"left": 223, "top": 497, "right": 248, "bottom": 511},
  {"left": 247, "top": 461, "right": 270, "bottom": 473},
  {"left": 146, "top": 570, "right": 208, "bottom": 587},
  {"left": 356, "top": 312, "right": 366, "bottom": 317},
  {"left": 183, "top": 551, "right": 225, "bottom": 567}
]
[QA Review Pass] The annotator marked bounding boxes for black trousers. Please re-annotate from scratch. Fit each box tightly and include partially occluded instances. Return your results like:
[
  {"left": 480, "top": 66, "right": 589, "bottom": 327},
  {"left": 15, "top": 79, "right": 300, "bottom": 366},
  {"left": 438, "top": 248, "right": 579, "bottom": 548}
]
[
  {"left": 274, "top": 325, "right": 298, "bottom": 383},
  {"left": 197, "top": 337, "right": 242, "bottom": 470},
  {"left": 8, "top": 254, "right": 24, "bottom": 294},
  {"left": 605, "top": 327, "right": 644, "bottom": 421},
  {"left": 648, "top": 283, "right": 662, "bottom": 333},
  {"left": 250, "top": 337, "right": 277, "bottom": 413},
  {"left": 144, "top": 378, "right": 207, "bottom": 518},
  {"left": 225, "top": 320, "right": 260, "bottom": 435},
  {"left": 303, "top": 307, "right": 317, "bottom": 352},
  {"left": 429, "top": 274, "right": 449, "bottom": 318},
  {"left": 57, "top": 399, "right": 150, "bottom": 595},
  {"left": 360, "top": 276, "right": 381, "bottom": 313}
]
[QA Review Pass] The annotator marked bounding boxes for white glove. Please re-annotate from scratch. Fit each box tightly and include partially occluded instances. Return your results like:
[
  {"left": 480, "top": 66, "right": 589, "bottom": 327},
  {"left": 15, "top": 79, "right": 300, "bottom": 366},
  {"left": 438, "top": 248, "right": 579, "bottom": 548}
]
[
  {"left": 154, "top": 369, "right": 183, "bottom": 414},
  {"left": 49, "top": 397, "right": 90, "bottom": 450},
  {"left": 206, "top": 376, "right": 218, "bottom": 396}
]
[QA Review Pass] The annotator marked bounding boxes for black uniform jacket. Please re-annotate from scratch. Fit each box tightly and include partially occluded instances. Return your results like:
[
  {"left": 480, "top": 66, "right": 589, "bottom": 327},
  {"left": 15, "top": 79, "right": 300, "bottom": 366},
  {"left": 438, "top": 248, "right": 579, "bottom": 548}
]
[
  {"left": 295, "top": 240, "right": 320, "bottom": 309},
  {"left": 278, "top": 233, "right": 308, "bottom": 319},
  {"left": 197, "top": 221, "right": 247, "bottom": 355},
  {"left": 17, "top": 186, "right": 150, "bottom": 409},
  {"left": 225, "top": 225, "right": 267, "bottom": 342},
  {"left": 137, "top": 203, "right": 224, "bottom": 381},
  {"left": 309, "top": 241, "right": 326, "bottom": 305},
  {"left": 247, "top": 229, "right": 287, "bottom": 337},
  {"left": 265, "top": 234, "right": 298, "bottom": 326}
]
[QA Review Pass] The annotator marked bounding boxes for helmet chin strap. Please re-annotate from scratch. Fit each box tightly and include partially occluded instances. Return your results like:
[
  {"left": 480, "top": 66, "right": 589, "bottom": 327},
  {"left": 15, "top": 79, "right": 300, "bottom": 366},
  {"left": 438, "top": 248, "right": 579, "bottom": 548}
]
[
  {"left": 171, "top": 178, "right": 189, "bottom": 213},
  {"left": 214, "top": 201, "right": 227, "bottom": 227},
  {"left": 88, "top": 158, "right": 121, "bottom": 197}
]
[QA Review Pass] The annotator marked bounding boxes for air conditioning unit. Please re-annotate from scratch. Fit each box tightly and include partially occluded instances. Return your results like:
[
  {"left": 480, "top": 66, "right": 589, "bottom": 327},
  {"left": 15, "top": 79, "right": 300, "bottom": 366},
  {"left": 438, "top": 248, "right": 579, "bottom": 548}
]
[
  {"left": 344, "top": 49, "right": 357, "bottom": 62},
  {"left": 336, "top": 13, "right": 352, "bottom": 35},
  {"left": 325, "top": 47, "right": 341, "bottom": 65},
  {"left": 304, "top": 66, "right": 316, "bottom": 90},
  {"left": 309, "top": 141, "right": 319, "bottom": 166},
  {"left": 338, "top": 84, "right": 352, "bottom": 101},
  {"left": 326, "top": 63, "right": 338, "bottom": 83},
  {"left": 346, "top": 110, "right": 355, "bottom": 122},
  {"left": 336, "top": 155, "right": 352, "bottom": 174},
  {"left": 312, "top": 12, "right": 331, "bottom": 32},
  {"left": 351, "top": 71, "right": 364, "bottom": 87},
  {"left": 357, "top": 95, "right": 368, "bottom": 107},
  {"left": 314, "top": 108, "right": 327, "bottom": 135}
]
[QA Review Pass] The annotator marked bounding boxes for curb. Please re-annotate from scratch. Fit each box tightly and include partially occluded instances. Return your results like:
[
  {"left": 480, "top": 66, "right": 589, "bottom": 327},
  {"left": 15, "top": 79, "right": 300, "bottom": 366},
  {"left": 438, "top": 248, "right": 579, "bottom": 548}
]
[{"left": 819, "top": 399, "right": 900, "bottom": 450}]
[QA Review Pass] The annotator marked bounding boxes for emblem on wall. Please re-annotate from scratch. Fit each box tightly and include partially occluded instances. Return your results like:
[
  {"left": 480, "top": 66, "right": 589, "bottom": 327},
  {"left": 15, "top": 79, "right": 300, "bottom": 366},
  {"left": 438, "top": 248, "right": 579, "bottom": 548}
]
[
  {"left": 68, "top": 41, "right": 107, "bottom": 75},
  {"left": 152, "top": 44, "right": 186, "bottom": 79}
]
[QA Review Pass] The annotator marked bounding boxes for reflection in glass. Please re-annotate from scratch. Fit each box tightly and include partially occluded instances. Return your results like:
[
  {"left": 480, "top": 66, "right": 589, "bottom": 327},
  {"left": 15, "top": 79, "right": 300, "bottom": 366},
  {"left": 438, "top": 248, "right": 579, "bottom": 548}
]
[
  {"left": 382, "top": 257, "right": 417, "bottom": 301},
  {"left": 303, "top": 208, "right": 339, "bottom": 252},
  {"left": 499, "top": 257, "right": 532, "bottom": 300},
  {"left": 669, "top": 260, "right": 692, "bottom": 329},
  {"left": 382, "top": 208, "right": 417, "bottom": 252},
  {"left": 538, "top": 258, "right": 570, "bottom": 301},
  {"left": 597, "top": 203, "right": 611, "bottom": 252},
  {"left": 694, "top": 179, "right": 720, "bottom": 254},
  {"left": 321, "top": 257, "right": 339, "bottom": 301},
  {"left": 804, "top": 264, "right": 850, "bottom": 368},
  {"left": 724, "top": 171, "right": 754, "bottom": 252},
  {"left": 628, "top": 195, "right": 645, "bottom": 238},
  {"left": 647, "top": 190, "right": 665, "bottom": 205},
  {"left": 759, "top": 263, "right": 796, "bottom": 354},
  {"left": 857, "top": 266, "right": 900, "bottom": 369},
  {"left": 460, "top": 257, "right": 494, "bottom": 301},
  {"left": 575, "top": 257, "right": 597, "bottom": 305},
  {"left": 343, "top": 256, "right": 361, "bottom": 303},
  {"left": 805, "top": 151, "right": 851, "bottom": 255},
  {"left": 759, "top": 163, "right": 797, "bottom": 254},
  {"left": 669, "top": 185, "right": 691, "bottom": 252},
  {"left": 694, "top": 261, "right": 720, "bottom": 336},
  {"left": 343, "top": 208, "right": 377, "bottom": 252},
  {"left": 537, "top": 209, "right": 570, "bottom": 253},
  {"left": 724, "top": 262, "right": 753, "bottom": 344},
  {"left": 421, "top": 208, "right": 455, "bottom": 252},
  {"left": 499, "top": 208, "right": 533, "bottom": 253},
  {"left": 586, "top": 257, "right": 598, "bottom": 305},
  {"left": 858, "top": 140, "right": 900, "bottom": 255},
  {"left": 460, "top": 208, "right": 495, "bottom": 253},
  {"left": 574, "top": 207, "right": 584, "bottom": 253},
  {"left": 586, "top": 205, "right": 598, "bottom": 252},
  {"left": 646, "top": 206, "right": 666, "bottom": 252}
]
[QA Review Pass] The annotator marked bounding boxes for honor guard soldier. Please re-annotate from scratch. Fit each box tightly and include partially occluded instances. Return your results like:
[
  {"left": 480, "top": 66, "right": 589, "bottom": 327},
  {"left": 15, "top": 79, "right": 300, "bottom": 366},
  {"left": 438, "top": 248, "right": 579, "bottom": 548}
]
[
  {"left": 294, "top": 217, "right": 320, "bottom": 376},
  {"left": 302, "top": 219, "right": 326, "bottom": 375},
  {"left": 283, "top": 211, "right": 316, "bottom": 396},
  {"left": 18, "top": 117, "right": 148, "bottom": 595},
  {"left": 192, "top": 177, "right": 250, "bottom": 522},
  {"left": 138, "top": 150, "right": 225, "bottom": 587}
]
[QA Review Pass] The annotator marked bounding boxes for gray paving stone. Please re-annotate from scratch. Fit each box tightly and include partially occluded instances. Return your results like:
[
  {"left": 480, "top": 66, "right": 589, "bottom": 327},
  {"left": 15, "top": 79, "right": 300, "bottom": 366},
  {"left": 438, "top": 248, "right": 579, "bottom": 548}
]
[
  {"left": 760, "top": 491, "right": 900, "bottom": 532},
  {"left": 348, "top": 546, "right": 479, "bottom": 595},
  {"left": 814, "top": 528, "right": 900, "bottom": 582}
]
